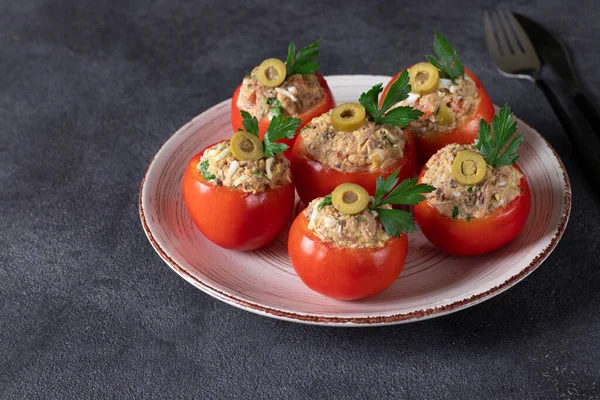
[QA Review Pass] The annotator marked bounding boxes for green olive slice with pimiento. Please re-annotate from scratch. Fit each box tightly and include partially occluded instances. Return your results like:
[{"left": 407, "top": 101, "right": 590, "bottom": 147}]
[
  {"left": 256, "top": 58, "right": 287, "bottom": 87},
  {"left": 331, "top": 183, "right": 370, "bottom": 215},
  {"left": 330, "top": 103, "right": 367, "bottom": 132},
  {"left": 408, "top": 62, "right": 440, "bottom": 94},
  {"left": 230, "top": 131, "right": 264, "bottom": 161},
  {"left": 451, "top": 150, "right": 487, "bottom": 185},
  {"left": 435, "top": 104, "right": 455, "bottom": 125}
]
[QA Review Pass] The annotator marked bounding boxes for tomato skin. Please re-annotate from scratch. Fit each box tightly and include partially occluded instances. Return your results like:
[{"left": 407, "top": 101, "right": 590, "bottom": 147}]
[
  {"left": 231, "top": 73, "right": 335, "bottom": 159},
  {"left": 182, "top": 150, "right": 295, "bottom": 251},
  {"left": 291, "top": 132, "right": 417, "bottom": 206},
  {"left": 288, "top": 211, "right": 408, "bottom": 301},
  {"left": 382, "top": 67, "right": 495, "bottom": 167},
  {"left": 414, "top": 166, "right": 531, "bottom": 256}
]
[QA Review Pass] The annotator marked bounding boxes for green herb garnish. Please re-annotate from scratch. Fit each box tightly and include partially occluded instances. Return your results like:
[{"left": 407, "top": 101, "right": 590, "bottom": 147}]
[
  {"left": 372, "top": 169, "right": 435, "bottom": 209},
  {"left": 240, "top": 110, "right": 259, "bottom": 136},
  {"left": 371, "top": 168, "right": 435, "bottom": 237},
  {"left": 467, "top": 187, "right": 473, "bottom": 193},
  {"left": 466, "top": 215, "right": 471, "bottom": 222},
  {"left": 240, "top": 111, "right": 301, "bottom": 157},
  {"left": 286, "top": 40, "right": 321, "bottom": 76},
  {"left": 199, "top": 160, "right": 216, "bottom": 181},
  {"left": 358, "top": 70, "right": 423, "bottom": 127},
  {"left": 452, "top": 206, "right": 459, "bottom": 219},
  {"left": 426, "top": 32, "right": 464, "bottom": 83},
  {"left": 317, "top": 194, "right": 332, "bottom": 211},
  {"left": 355, "top": 216, "right": 366, "bottom": 223},
  {"left": 267, "top": 98, "right": 284, "bottom": 119},
  {"left": 474, "top": 104, "right": 525, "bottom": 167}
]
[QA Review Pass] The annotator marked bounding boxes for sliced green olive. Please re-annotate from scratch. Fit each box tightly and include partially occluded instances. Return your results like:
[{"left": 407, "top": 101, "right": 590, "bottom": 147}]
[
  {"left": 436, "top": 104, "right": 455, "bottom": 125},
  {"left": 230, "top": 131, "right": 264, "bottom": 161},
  {"left": 331, "top": 183, "right": 370, "bottom": 215},
  {"left": 451, "top": 150, "right": 487, "bottom": 185},
  {"left": 330, "top": 103, "right": 367, "bottom": 132},
  {"left": 408, "top": 62, "right": 440, "bottom": 94},
  {"left": 256, "top": 58, "right": 287, "bottom": 87}
]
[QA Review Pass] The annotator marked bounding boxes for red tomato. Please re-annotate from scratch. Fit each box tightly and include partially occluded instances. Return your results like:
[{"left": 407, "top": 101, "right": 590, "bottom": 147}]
[
  {"left": 231, "top": 73, "right": 335, "bottom": 159},
  {"left": 291, "top": 132, "right": 417, "bottom": 206},
  {"left": 288, "top": 211, "right": 408, "bottom": 301},
  {"left": 382, "top": 68, "right": 495, "bottom": 167},
  {"left": 182, "top": 149, "right": 295, "bottom": 251},
  {"left": 414, "top": 166, "right": 531, "bottom": 256}
]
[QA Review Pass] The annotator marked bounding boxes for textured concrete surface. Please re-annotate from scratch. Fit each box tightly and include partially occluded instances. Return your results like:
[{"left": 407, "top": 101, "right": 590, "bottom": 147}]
[{"left": 1, "top": 0, "right": 599, "bottom": 399}]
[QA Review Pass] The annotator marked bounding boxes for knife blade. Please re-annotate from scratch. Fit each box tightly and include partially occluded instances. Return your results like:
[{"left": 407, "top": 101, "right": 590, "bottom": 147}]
[{"left": 514, "top": 13, "right": 600, "bottom": 130}]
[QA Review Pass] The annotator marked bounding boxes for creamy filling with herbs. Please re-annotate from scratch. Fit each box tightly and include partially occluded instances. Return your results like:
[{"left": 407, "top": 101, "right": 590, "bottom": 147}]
[
  {"left": 396, "top": 75, "right": 479, "bottom": 137},
  {"left": 237, "top": 70, "right": 325, "bottom": 119},
  {"left": 198, "top": 142, "right": 291, "bottom": 193},
  {"left": 299, "top": 112, "right": 407, "bottom": 172},
  {"left": 422, "top": 144, "right": 523, "bottom": 220},
  {"left": 304, "top": 198, "right": 391, "bottom": 248}
]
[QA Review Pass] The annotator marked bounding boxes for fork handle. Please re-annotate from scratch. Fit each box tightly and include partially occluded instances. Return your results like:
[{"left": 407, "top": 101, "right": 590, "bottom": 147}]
[{"left": 536, "top": 79, "right": 600, "bottom": 193}]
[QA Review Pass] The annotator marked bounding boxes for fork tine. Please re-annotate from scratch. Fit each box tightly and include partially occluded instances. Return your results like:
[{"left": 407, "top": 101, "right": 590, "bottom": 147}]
[
  {"left": 490, "top": 10, "right": 511, "bottom": 56},
  {"left": 497, "top": 9, "right": 521, "bottom": 54},
  {"left": 505, "top": 11, "right": 538, "bottom": 56},
  {"left": 484, "top": 11, "right": 502, "bottom": 60}
]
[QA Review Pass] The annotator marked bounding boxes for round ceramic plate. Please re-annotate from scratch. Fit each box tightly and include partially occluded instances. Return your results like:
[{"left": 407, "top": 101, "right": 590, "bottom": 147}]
[{"left": 140, "top": 75, "right": 571, "bottom": 326}]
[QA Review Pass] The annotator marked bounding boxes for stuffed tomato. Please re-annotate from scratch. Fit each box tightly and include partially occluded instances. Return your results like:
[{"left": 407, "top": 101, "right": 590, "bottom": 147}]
[
  {"left": 183, "top": 113, "right": 301, "bottom": 251},
  {"left": 382, "top": 33, "right": 494, "bottom": 167},
  {"left": 288, "top": 169, "right": 434, "bottom": 301},
  {"left": 231, "top": 40, "right": 334, "bottom": 159},
  {"left": 292, "top": 73, "right": 422, "bottom": 205},
  {"left": 414, "top": 105, "right": 531, "bottom": 256}
]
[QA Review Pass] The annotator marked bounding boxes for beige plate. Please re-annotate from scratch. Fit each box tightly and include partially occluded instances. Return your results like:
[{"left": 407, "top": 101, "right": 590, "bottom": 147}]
[{"left": 139, "top": 75, "right": 571, "bottom": 326}]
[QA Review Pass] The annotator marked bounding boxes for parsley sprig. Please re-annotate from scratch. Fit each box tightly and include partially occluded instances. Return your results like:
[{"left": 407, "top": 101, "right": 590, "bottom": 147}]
[
  {"left": 316, "top": 168, "right": 435, "bottom": 237},
  {"left": 358, "top": 71, "right": 424, "bottom": 126},
  {"left": 425, "top": 32, "right": 464, "bottom": 83},
  {"left": 200, "top": 160, "right": 216, "bottom": 181},
  {"left": 370, "top": 169, "right": 435, "bottom": 237},
  {"left": 474, "top": 104, "right": 525, "bottom": 167},
  {"left": 286, "top": 40, "right": 321, "bottom": 76},
  {"left": 240, "top": 110, "right": 301, "bottom": 157}
]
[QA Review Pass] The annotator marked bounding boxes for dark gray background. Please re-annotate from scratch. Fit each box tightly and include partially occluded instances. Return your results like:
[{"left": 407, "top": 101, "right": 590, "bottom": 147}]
[{"left": 1, "top": 0, "right": 599, "bottom": 399}]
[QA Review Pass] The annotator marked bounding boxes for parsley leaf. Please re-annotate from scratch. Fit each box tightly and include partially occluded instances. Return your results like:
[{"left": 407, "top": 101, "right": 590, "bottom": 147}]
[
  {"left": 380, "top": 69, "right": 411, "bottom": 114},
  {"left": 376, "top": 209, "right": 417, "bottom": 237},
  {"left": 425, "top": 32, "right": 464, "bottom": 83},
  {"left": 474, "top": 104, "right": 525, "bottom": 167},
  {"left": 452, "top": 206, "right": 459, "bottom": 219},
  {"left": 374, "top": 168, "right": 400, "bottom": 202},
  {"left": 369, "top": 167, "right": 436, "bottom": 236},
  {"left": 239, "top": 111, "right": 301, "bottom": 157},
  {"left": 372, "top": 170, "right": 435, "bottom": 208},
  {"left": 286, "top": 40, "right": 321, "bottom": 76},
  {"left": 358, "top": 83, "right": 383, "bottom": 123},
  {"left": 358, "top": 70, "right": 423, "bottom": 126},
  {"left": 199, "top": 160, "right": 216, "bottom": 181},
  {"left": 317, "top": 194, "right": 332, "bottom": 211},
  {"left": 267, "top": 98, "right": 284, "bottom": 119},
  {"left": 263, "top": 114, "right": 301, "bottom": 157},
  {"left": 240, "top": 110, "right": 259, "bottom": 136},
  {"left": 379, "top": 106, "right": 426, "bottom": 127}
]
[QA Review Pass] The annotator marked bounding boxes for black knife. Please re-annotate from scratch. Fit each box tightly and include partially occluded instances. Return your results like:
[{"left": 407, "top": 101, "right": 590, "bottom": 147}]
[{"left": 514, "top": 13, "right": 600, "bottom": 130}]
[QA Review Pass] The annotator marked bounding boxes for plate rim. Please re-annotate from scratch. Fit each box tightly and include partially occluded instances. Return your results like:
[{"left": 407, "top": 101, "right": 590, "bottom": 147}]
[{"left": 139, "top": 74, "right": 572, "bottom": 326}]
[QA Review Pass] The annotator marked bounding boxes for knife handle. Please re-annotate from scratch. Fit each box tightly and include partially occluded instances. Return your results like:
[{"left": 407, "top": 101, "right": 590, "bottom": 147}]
[
  {"left": 574, "top": 92, "right": 600, "bottom": 133},
  {"left": 535, "top": 79, "right": 600, "bottom": 194}
]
